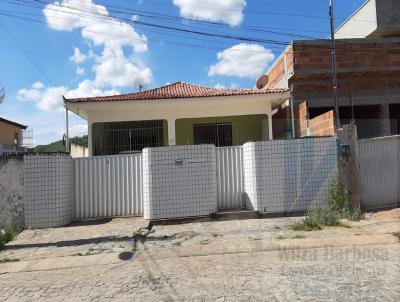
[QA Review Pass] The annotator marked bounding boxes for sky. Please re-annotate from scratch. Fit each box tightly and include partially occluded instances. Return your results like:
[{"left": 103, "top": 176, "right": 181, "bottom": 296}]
[{"left": 0, "top": 0, "right": 366, "bottom": 145}]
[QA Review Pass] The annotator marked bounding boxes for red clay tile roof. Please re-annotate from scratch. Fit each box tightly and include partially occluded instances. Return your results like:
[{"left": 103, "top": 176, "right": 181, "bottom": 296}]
[{"left": 64, "top": 82, "right": 287, "bottom": 103}]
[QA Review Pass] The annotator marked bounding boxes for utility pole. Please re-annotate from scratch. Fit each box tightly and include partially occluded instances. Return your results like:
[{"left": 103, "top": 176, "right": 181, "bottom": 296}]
[{"left": 329, "top": 0, "right": 341, "bottom": 129}]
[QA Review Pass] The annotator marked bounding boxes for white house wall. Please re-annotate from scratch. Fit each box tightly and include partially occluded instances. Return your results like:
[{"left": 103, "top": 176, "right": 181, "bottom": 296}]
[{"left": 67, "top": 93, "right": 290, "bottom": 155}]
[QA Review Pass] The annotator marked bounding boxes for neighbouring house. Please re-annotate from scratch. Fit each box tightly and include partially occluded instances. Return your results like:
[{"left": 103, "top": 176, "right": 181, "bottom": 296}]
[
  {"left": 70, "top": 142, "right": 89, "bottom": 157},
  {"left": 266, "top": 0, "right": 400, "bottom": 139},
  {"left": 65, "top": 82, "right": 289, "bottom": 156},
  {"left": 0, "top": 117, "right": 28, "bottom": 154}
]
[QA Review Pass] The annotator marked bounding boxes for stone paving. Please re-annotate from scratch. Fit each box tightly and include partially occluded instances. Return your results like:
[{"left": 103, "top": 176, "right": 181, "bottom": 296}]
[{"left": 0, "top": 209, "right": 399, "bottom": 301}]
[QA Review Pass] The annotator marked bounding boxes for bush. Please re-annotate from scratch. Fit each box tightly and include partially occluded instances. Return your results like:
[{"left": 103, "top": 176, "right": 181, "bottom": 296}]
[
  {"left": 292, "top": 180, "right": 364, "bottom": 231},
  {"left": 0, "top": 228, "right": 17, "bottom": 250}
]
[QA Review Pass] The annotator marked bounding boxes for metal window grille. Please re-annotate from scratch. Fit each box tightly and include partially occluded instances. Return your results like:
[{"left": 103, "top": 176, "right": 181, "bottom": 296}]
[
  {"left": 193, "top": 123, "right": 233, "bottom": 147},
  {"left": 92, "top": 120, "right": 164, "bottom": 156}
]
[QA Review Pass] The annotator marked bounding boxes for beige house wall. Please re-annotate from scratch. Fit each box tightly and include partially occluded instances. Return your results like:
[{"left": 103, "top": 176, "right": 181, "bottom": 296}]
[
  {"left": 67, "top": 93, "right": 290, "bottom": 156},
  {"left": 70, "top": 143, "right": 89, "bottom": 158},
  {"left": 0, "top": 121, "right": 22, "bottom": 146}
]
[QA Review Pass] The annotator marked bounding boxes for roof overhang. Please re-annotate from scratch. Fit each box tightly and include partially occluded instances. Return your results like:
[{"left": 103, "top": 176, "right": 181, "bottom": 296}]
[
  {"left": 0, "top": 117, "right": 27, "bottom": 129},
  {"left": 66, "top": 91, "right": 290, "bottom": 121}
]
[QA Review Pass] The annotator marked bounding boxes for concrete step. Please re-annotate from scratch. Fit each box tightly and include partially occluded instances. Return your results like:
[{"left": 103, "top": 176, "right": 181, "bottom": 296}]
[{"left": 211, "top": 209, "right": 260, "bottom": 221}]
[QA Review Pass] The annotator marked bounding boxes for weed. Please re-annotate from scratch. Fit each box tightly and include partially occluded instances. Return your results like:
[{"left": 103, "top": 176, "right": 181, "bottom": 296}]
[
  {"left": 0, "top": 227, "right": 18, "bottom": 250},
  {"left": 291, "top": 180, "right": 365, "bottom": 232},
  {"left": 276, "top": 234, "right": 287, "bottom": 240},
  {"left": 199, "top": 239, "right": 210, "bottom": 245},
  {"left": 133, "top": 227, "right": 151, "bottom": 240},
  {"left": 173, "top": 241, "right": 182, "bottom": 247},
  {"left": 0, "top": 258, "right": 20, "bottom": 264},
  {"left": 393, "top": 232, "right": 400, "bottom": 241}
]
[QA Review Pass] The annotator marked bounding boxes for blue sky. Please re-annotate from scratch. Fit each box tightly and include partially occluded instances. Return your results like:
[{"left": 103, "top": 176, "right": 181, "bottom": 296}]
[{"left": 0, "top": 0, "right": 365, "bottom": 145}]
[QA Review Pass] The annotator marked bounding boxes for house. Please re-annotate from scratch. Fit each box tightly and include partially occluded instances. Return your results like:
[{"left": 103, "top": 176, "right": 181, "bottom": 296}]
[
  {"left": 0, "top": 117, "right": 28, "bottom": 154},
  {"left": 266, "top": 0, "right": 400, "bottom": 139},
  {"left": 65, "top": 82, "right": 289, "bottom": 156}
]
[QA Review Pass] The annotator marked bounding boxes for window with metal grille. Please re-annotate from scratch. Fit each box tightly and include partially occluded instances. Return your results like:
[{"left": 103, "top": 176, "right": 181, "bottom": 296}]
[
  {"left": 92, "top": 120, "right": 165, "bottom": 156},
  {"left": 193, "top": 123, "right": 233, "bottom": 147}
]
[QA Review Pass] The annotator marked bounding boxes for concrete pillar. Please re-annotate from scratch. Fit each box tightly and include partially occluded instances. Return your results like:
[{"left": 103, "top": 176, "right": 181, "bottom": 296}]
[
  {"left": 337, "top": 124, "right": 361, "bottom": 208},
  {"left": 380, "top": 103, "right": 391, "bottom": 136},
  {"left": 88, "top": 120, "right": 93, "bottom": 156},
  {"left": 167, "top": 118, "right": 176, "bottom": 146},
  {"left": 268, "top": 114, "right": 273, "bottom": 140}
]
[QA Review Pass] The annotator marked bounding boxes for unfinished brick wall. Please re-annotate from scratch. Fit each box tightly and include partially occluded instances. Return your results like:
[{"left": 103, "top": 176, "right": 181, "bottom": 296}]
[
  {"left": 266, "top": 45, "right": 293, "bottom": 89},
  {"left": 290, "top": 39, "right": 400, "bottom": 96},
  {"left": 297, "top": 102, "right": 335, "bottom": 137},
  {"left": 272, "top": 101, "right": 335, "bottom": 139}
]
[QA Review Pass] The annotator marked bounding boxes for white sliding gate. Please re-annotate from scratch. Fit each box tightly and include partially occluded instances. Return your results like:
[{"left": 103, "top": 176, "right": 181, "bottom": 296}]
[
  {"left": 358, "top": 135, "right": 400, "bottom": 210},
  {"left": 73, "top": 154, "right": 143, "bottom": 220},
  {"left": 215, "top": 146, "right": 244, "bottom": 209}
]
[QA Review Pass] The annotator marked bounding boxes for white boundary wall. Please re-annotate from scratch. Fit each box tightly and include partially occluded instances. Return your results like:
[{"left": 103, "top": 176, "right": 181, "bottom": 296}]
[
  {"left": 24, "top": 155, "right": 73, "bottom": 228},
  {"left": 73, "top": 154, "right": 143, "bottom": 220},
  {"left": 358, "top": 135, "right": 400, "bottom": 210},
  {"left": 243, "top": 137, "right": 338, "bottom": 213},
  {"left": 143, "top": 145, "right": 217, "bottom": 220}
]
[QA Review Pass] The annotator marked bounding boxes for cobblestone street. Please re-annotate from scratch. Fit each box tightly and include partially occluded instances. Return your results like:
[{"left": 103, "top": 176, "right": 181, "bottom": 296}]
[{"left": 1, "top": 209, "right": 400, "bottom": 301}]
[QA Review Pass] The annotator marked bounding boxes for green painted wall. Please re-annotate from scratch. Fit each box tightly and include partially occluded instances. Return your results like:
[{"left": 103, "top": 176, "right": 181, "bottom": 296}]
[
  {"left": 162, "top": 120, "right": 168, "bottom": 146},
  {"left": 175, "top": 114, "right": 269, "bottom": 146}
]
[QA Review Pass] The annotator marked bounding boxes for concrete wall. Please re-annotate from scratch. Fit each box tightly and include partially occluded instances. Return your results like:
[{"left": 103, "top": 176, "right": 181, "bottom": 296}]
[
  {"left": 335, "top": 0, "right": 400, "bottom": 39},
  {"left": 70, "top": 143, "right": 89, "bottom": 158},
  {"left": 0, "top": 157, "right": 24, "bottom": 231},
  {"left": 175, "top": 114, "right": 269, "bottom": 146},
  {"left": 24, "top": 155, "right": 73, "bottom": 228},
  {"left": 243, "top": 137, "right": 338, "bottom": 214},
  {"left": 143, "top": 145, "right": 217, "bottom": 220},
  {"left": 335, "top": 0, "right": 378, "bottom": 39}
]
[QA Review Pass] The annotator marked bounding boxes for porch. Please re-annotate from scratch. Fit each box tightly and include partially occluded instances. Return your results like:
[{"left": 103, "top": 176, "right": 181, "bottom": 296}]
[
  {"left": 91, "top": 114, "right": 270, "bottom": 156},
  {"left": 64, "top": 82, "right": 290, "bottom": 156}
]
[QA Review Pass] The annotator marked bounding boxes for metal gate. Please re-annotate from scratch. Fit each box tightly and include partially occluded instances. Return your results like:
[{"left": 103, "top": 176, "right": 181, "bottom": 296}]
[
  {"left": 215, "top": 146, "right": 244, "bottom": 209},
  {"left": 358, "top": 135, "right": 400, "bottom": 210},
  {"left": 73, "top": 154, "right": 143, "bottom": 220}
]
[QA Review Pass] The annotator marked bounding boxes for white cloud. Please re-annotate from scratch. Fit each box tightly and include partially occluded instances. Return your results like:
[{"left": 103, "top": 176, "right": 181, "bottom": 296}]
[
  {"left": 70, "top": 47, "right": 87, "bottom": 64},
  {"left": 43, "top": 0, "right": 108, "bottom": 31},
  {"left": 82, "top": 20, "right": 147, "bottom": 53},
  {"left": 66, "top": 79, "right": 119, "bottom": 99},
  {"left": 37, "top": 86, "right": 69, "bottom": 112},
  {"left": 17, "top": 80, "right": 119, "bottom": 112},
  {"left": 172, "top": 0, "right": 246, "bottom": 26},
  {"left": 208, "top": 43, "right": 275, "bottom": 78},
  {"left": 32, "top": 81, "right": 44, "bottom": 89},
  {"left": 17, "top": 87, "right": 42, "bottom": 102},
  {"left": 44, "top": 0, "right": 151, "bottom": 89},
  {"left": 69, "top": 123, "right": 88, "bottom": 137},
  {"left": 94, "top": 48, "right": 152, "bottom": 88},
  {"left": 213, "top": 83, "right": 225, "bottom": 89},
  {"left": 76, "top": 67, "right": 85, "bottom": 75}
]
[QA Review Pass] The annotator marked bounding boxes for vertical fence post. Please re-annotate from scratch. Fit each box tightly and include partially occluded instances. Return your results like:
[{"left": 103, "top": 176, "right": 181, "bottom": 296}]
[{"left": 337, "top": 124, "right": 361, "bottom": 208}]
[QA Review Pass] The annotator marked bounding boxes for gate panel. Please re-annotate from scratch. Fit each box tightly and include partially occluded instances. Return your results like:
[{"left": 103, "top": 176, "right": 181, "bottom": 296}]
[
  {"left": 358, "top": 136, "right": 400, "bottom": 210},
  {"left": 73, "top": 154, "right": 143, "bottom": 220},
  {"left": 216, "top": 146, "right": 244, "bottom": 209}
]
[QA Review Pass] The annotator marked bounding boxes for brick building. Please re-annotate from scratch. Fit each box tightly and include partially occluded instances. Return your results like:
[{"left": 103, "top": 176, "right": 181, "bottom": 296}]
[{"left": 266, "top": 0, "right": 400, "bottom": 139}]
